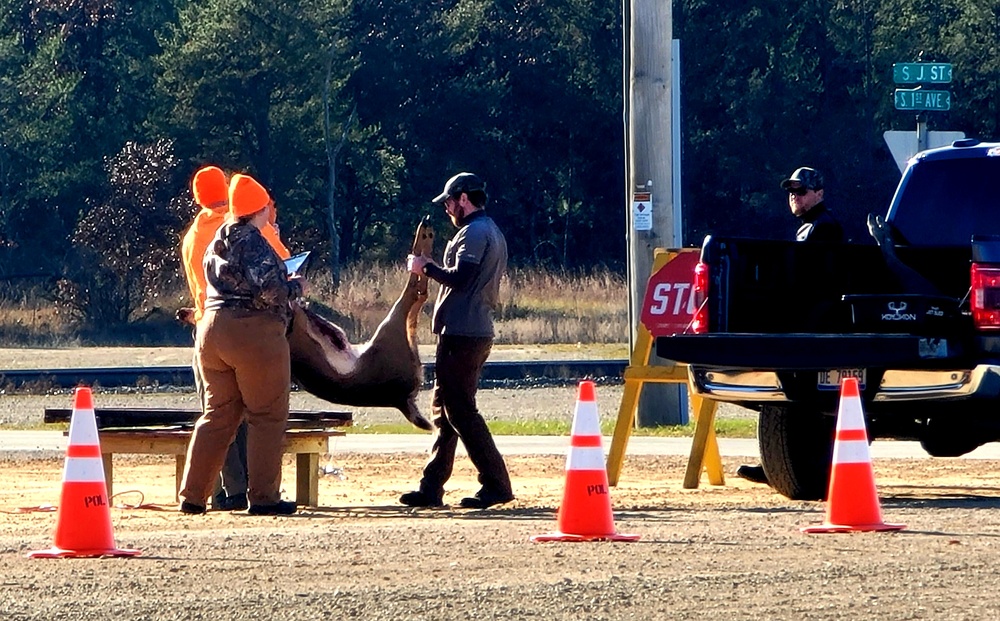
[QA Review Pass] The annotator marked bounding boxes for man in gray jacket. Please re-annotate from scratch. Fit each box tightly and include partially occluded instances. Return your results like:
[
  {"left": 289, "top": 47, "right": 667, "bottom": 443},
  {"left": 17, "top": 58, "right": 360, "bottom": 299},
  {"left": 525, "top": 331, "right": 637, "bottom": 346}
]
[{"left": 401, "top": 172, "right": 514, "bottom": 509}]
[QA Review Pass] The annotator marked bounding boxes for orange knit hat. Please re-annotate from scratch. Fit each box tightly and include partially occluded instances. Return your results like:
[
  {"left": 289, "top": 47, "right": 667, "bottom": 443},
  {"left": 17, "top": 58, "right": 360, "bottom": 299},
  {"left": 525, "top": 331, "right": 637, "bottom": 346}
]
[
  {"left": 192, "top": 166, "right": 229, "bottom": 209},
  {"left": 229, "top": 174, "right": 271, "bottom": 218}
]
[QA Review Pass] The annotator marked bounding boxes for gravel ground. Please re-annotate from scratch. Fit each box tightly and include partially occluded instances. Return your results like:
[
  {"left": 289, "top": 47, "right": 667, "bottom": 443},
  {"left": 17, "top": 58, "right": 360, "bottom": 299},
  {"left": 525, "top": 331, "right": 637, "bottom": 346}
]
[
  {"left": 4, "top": 347, "right": 1000, "bottom": 619},
  {"left": 3, "top": 453, "right": 1000, "bottom": 620}
]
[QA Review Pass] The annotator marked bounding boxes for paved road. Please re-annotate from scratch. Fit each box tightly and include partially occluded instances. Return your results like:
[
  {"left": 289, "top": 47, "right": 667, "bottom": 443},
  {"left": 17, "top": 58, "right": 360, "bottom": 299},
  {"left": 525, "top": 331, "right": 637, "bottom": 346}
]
[{"left": 5, "top": 430, "right": 1000, "bottom": 460}]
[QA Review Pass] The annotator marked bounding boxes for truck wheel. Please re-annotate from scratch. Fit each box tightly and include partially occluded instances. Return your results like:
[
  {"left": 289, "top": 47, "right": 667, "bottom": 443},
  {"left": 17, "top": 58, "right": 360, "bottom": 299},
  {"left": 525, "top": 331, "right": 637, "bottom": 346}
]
[{"left": 758, "top": 404, "right": 836, "bottom": 501}]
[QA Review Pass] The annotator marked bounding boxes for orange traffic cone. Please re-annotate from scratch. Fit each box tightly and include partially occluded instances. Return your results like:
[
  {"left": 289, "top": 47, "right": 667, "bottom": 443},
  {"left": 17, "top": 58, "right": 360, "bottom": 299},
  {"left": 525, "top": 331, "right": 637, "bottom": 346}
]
[
  {"left": 531, "top": 381, "right": 640, "bottom": 542},
  {"left": 28, "top": 387, "right": 141, "bottom": 558},
  {"left": 801, "top": 377, "right": 905, "bottom": 534}
]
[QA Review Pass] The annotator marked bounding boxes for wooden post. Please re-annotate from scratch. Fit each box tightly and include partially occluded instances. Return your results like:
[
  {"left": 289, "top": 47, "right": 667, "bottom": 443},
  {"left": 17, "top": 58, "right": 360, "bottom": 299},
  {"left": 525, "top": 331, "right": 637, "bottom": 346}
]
[{"left": 627, "top": 0, "right": 681, "bottom": 425}]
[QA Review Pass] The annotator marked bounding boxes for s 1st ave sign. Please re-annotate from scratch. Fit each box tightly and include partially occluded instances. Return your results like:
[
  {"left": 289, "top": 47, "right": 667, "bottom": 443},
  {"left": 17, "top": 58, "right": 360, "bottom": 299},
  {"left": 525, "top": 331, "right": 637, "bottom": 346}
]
[
  {"left": 640, "top": 250, "right": 700, "bottom": 337},
  {"left": 894, "top": 88, "right": 951, "bottom": 111}
]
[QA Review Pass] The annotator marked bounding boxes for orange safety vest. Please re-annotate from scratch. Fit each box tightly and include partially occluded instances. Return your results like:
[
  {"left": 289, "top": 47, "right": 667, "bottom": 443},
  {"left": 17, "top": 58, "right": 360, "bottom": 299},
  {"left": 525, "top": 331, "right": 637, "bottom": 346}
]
[{"left": 181, "top": 212, "right": 291, "bottom": 322}]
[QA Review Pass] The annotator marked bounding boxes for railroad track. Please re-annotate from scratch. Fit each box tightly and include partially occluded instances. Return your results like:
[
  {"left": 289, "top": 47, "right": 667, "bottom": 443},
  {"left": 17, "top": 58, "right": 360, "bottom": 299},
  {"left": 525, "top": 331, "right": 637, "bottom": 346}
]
[{"left": 0, "top": 360, "right": 631, "bottom": 391}]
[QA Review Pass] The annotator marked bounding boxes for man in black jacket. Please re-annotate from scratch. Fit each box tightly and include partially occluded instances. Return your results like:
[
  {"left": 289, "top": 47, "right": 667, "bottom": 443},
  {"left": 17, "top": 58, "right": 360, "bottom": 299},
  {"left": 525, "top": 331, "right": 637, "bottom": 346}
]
[
  {"left": 782, "top": 167, "right": 843, "bottom": 242},
  {"left": 737, "top": 167, "right": 844, "bottom": 486}
]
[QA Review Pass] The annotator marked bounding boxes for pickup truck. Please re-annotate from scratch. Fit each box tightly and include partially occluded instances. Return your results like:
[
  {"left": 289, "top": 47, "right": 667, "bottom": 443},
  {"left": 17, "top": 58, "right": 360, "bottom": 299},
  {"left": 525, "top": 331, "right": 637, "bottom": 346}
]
[{"left": 657, "top": 139, "right": 1000, "bottom": 500}]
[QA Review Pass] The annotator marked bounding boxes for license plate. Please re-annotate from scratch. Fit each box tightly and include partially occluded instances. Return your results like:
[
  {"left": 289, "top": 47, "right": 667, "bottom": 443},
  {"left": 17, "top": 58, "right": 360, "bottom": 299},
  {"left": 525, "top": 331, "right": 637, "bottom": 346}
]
[{"left": 817, "top": 368, "right": 866, "bottom": 390}]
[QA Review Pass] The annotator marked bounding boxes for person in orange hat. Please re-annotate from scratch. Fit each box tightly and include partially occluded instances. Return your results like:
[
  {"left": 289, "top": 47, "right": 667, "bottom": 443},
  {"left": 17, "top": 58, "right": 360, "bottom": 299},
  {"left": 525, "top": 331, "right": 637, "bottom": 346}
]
[
  {"left": 182, "top": 166, "right": 230, "bottom": 323},
  {"left": 178, "top": 173, "right": 304, "bottom": 516},
  {"left": 180, "top": 167, "right": 293, "bottom": 512},
  {"left": 181, "top": 166, "right": 250, "bottom": 512},
  {"left": 181, "top": 169, "right": 290, "bottom": 322}
]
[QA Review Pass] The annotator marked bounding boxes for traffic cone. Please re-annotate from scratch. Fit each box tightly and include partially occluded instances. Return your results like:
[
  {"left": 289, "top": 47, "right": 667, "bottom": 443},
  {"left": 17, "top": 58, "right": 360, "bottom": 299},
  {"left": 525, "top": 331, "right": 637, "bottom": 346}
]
[
  {"left": 28, "top": 387, "right": 141, "bottom": 558},
  {"left": 531, "top": 381, "right": 640, "bottom": 542},
  {"left": 801, "top": 377, "right": 905, "bottom": 534}
]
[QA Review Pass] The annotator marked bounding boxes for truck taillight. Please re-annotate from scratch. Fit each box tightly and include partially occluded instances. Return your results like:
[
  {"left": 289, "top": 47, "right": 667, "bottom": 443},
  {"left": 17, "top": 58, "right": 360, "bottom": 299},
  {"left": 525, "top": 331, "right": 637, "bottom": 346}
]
[
  {"left": 690, "top": 261, "right": 710, "bottom": 333},
  {"left": 971, "top": 263, "right": 1000, "bottom": 330}
]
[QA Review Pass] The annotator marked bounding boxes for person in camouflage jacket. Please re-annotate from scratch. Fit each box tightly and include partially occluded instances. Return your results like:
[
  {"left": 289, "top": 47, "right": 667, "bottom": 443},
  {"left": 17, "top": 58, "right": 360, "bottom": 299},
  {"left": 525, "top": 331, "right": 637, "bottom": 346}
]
[{"left": 178, "top": 173, "right": 303, "bottom": 516}]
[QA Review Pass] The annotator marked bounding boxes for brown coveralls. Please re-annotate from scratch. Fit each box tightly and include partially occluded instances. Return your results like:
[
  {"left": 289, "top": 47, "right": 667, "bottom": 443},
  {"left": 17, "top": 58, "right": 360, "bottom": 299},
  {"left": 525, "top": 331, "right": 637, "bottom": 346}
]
[{"left": 178, "top": 219, "right": 300, "bottom": 507}]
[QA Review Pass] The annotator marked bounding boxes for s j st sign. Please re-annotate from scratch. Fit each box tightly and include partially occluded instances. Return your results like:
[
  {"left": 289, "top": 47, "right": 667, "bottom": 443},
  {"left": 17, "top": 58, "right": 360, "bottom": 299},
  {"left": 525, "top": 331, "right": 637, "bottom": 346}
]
[{"left": 892, "top": 62, "right": 953, "bottom": 84}]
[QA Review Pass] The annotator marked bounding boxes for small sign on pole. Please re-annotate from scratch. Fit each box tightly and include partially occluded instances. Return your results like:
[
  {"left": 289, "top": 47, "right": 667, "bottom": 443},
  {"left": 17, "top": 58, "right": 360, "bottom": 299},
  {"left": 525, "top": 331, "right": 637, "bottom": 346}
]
[{"left": 632, "top": 191, "right": 652, "bottom": 231}]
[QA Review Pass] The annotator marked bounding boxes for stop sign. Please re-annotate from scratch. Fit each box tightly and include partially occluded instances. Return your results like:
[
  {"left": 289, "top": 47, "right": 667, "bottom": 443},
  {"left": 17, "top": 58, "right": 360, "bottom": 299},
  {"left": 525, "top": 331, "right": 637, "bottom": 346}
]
[{"left": 639, "top": 250, "right": 700, "bottom": 337}]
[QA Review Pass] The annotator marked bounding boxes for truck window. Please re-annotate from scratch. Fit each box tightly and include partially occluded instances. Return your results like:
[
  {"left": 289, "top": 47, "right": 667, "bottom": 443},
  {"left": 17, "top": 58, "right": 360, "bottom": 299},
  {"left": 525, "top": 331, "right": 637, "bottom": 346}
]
[{"left": 890, "top": 157, "right": 1000, "bottom": 246}]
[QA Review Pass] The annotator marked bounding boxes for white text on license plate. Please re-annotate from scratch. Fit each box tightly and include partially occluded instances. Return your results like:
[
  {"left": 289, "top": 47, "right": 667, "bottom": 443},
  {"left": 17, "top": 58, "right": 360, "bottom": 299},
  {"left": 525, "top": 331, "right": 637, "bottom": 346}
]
[{"left": 817, "top": 368, "right": 866, "bottom": 390}]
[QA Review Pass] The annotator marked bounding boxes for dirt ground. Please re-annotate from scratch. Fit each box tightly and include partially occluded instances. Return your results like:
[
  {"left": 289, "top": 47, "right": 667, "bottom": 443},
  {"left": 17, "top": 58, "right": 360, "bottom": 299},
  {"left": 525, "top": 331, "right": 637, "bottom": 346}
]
[
  {"left": 3, "top": 347, "right": 1000, "bottom": 619},
  {"left": 3, "top": 451, "right": 1000, "bottom": 620}
]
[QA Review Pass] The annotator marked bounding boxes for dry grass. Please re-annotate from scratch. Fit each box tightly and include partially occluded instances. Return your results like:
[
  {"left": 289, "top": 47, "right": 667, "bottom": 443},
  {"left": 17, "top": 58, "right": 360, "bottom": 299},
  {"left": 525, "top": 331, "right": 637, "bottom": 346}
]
[
  {"left": 0, "top": 262, "right": 629, "bottom": 346},
  {"left": 495, "top": 266, "right": 628, "bottom": 344},
  {"left": 0, "top": 293, "right": 81, "bottom": 346}
]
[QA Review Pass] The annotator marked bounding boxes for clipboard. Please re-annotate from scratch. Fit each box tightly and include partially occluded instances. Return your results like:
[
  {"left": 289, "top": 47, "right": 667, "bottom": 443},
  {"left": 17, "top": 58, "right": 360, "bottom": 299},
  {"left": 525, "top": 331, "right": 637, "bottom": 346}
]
[{"left": 284, "top": 251, "right": 311, "bottom": 276}]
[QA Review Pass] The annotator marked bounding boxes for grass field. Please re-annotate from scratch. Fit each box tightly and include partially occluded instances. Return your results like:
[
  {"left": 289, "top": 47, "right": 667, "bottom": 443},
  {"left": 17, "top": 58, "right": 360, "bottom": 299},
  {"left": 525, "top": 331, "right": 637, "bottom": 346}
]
[{"left": 0, "top": 262, "right": 631, "bottom": 346}]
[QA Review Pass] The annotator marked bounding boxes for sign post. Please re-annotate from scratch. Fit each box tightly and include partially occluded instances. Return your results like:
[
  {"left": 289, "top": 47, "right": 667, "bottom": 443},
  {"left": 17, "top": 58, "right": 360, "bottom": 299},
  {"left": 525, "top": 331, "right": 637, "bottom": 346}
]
[{"left": 886, "top": 61, "right": 957, "bottom": 172}]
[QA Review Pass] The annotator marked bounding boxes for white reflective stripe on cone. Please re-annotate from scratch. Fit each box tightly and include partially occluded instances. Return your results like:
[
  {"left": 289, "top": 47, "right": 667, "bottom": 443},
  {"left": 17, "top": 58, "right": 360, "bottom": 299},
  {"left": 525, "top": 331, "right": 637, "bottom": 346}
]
[
  {"left": 63, "top": 457, "right": 107, "bottom": 483},
  {"left": 832, "top": 439, "right": 872, "bottom": 465},
  {"left": 570, "top": 406, "right": 601, "bottom": 436},
  {"left": 567, "top": 446, "right": 605, "bottom": 471},
  {"left": 68, "top": 409, "right": 101, "bottom": 445},
  {"left": 837, "top": 405, "right": 865, "bottom": 429}
]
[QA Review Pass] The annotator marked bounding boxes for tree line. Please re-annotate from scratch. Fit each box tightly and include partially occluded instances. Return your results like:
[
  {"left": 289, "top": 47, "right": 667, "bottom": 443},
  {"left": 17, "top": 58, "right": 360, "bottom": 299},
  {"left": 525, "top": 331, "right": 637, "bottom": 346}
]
[{"left": 0, "top": 0, "right": 997, "bottom": 325}]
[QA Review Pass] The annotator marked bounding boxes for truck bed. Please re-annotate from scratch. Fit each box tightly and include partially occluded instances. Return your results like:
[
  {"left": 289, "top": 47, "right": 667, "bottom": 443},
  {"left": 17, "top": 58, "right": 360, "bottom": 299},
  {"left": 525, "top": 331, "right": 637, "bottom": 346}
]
[{"left": 703, "top": 237, "right": 971, "bottom": 334}]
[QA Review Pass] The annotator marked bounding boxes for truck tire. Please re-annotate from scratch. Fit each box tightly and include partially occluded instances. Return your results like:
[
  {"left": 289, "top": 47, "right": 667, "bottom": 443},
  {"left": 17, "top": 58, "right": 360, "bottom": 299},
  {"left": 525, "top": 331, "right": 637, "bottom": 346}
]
[{"left": 758, "top": 404, "right": 836, "bottom": 501}]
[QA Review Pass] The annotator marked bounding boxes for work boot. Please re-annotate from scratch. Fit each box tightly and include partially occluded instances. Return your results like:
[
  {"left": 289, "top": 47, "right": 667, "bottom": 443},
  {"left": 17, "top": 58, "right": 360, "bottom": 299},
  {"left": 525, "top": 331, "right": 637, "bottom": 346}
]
[
  {"left": 399, "top": 490, "right": 444, "bottom": 508},
  {"left": 213, "top": 493, "right": 249, "bottom": 512},
  {"left": 459, "top": 488, "right": 514, "bottom": 509},
  {"left": 247, "top": 500, "right": 297, "bottom": 516},
  {"left": 179, "top": 501, "right": 207, "bottom": 515},
  {"left": 736, "top": 464, "right": 769, "bottom": 485}
]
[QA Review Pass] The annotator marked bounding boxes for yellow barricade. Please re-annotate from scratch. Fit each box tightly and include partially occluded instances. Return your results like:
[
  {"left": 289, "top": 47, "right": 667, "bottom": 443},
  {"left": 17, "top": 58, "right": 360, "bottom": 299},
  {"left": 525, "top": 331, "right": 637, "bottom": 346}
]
[{"left": 606, "top": 248, "right": 725, "bottom": 489}]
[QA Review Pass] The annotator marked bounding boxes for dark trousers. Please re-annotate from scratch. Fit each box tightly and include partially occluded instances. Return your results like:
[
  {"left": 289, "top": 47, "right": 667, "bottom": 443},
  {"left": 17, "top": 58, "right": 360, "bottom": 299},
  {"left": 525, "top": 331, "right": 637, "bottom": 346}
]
[
  {"left": 193, "top": 336, "right": 248, "bottom": 499},
  {"left": 418, "top": 335, "right": 512, "bottom": 498}
]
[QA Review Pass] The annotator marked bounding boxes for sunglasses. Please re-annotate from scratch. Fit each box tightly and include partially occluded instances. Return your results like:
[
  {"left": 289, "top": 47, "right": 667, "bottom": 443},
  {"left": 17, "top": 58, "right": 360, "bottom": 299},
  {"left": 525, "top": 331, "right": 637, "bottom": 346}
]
[{"left": 788, "top": 186, "right": 811, "bottom": 196}]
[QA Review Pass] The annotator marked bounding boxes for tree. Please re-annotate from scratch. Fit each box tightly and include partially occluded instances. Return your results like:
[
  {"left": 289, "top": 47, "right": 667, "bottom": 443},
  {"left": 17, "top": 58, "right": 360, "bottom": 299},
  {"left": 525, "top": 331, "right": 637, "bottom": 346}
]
[
  {"left": 153, "top": 0, "right": 364, "bottom": 267},
  {"left": 343, "top": 0, "right": 625, "bottom": 267},
  {"left": 56, "top": 139, "right": 186, "bottom": 326},
  {"left": 0, "top": 0, "right": 170, "bottom": 275}
]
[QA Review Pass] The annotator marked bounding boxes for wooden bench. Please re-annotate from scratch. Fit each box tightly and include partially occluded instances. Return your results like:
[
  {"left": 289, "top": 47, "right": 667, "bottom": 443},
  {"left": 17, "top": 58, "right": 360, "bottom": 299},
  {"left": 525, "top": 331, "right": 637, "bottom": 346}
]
[{"left": 44, "top": 408, "right": 352, "bottom": 507}]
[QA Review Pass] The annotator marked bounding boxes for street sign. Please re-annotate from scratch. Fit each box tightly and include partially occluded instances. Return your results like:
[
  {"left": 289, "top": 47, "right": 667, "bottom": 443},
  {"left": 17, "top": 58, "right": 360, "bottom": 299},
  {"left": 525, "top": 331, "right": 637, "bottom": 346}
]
[
  {"left": 894, "top": 88, "right": 951, "bottom": 111},
  {"left": 640, "top": 250, "right": 700, "bottom": 337},
  {"left": 893, "top": 62, "right": 953, "bottom": 84}
]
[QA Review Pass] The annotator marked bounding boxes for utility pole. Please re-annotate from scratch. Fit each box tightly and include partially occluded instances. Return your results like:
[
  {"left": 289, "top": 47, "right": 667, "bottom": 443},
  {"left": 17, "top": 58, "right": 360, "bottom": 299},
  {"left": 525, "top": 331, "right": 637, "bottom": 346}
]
[{"left": 625, "top": 0, "right": 684, "bottom": 425}]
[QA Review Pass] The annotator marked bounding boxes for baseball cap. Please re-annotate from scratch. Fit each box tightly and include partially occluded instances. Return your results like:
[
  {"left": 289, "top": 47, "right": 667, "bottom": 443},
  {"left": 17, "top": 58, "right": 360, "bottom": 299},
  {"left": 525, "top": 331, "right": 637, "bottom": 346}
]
[
  {"left": 780, "top": 167, "right": 824, "bottom": 191},
  {"left": 432, "top": 172, "right": 486, "bottom": 203}
]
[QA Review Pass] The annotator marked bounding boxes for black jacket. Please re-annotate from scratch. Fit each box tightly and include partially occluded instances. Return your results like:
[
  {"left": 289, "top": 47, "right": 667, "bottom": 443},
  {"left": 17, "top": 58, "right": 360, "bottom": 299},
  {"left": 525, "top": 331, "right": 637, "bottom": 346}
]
[{"left": 796, "top": 202, "right": 844, "bottom": 243}]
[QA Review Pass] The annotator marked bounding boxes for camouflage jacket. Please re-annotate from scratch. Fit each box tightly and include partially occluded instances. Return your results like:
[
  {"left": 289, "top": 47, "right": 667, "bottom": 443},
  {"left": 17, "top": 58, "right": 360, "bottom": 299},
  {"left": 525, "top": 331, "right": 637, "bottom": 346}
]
[{"left": 204, "top": 220, "right": 302, "bottom": 322}]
